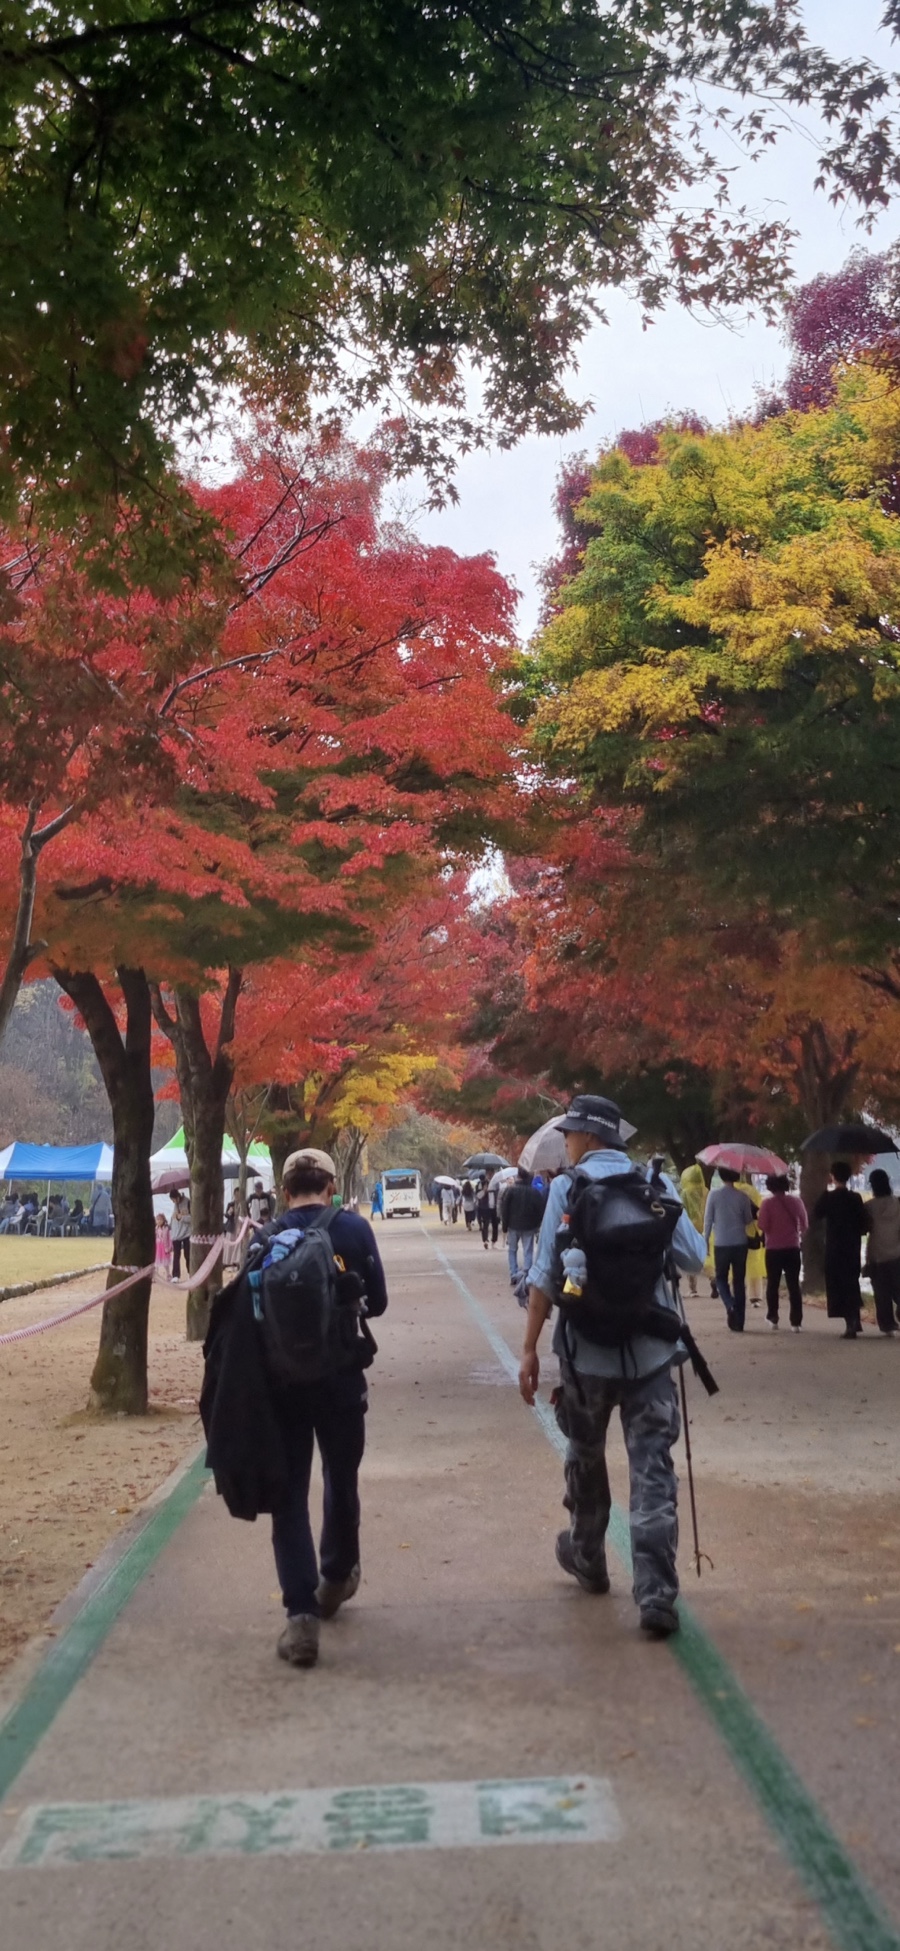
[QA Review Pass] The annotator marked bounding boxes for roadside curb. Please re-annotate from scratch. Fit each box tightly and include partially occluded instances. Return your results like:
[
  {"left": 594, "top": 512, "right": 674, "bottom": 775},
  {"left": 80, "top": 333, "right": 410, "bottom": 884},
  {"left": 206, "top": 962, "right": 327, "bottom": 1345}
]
[{"left": 0, "top": 1264, "right": 110, "bottom": 1306}]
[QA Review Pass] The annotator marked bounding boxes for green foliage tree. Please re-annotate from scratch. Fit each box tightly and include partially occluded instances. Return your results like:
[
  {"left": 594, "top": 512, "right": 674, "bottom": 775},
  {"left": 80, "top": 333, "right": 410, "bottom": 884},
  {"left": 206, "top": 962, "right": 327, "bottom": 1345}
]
[
  {"left": 4, "top": 0, "right": 900, "bottom": 555},
  {"left": 529, "top": 365, "right": 900, "bottom": 962}
]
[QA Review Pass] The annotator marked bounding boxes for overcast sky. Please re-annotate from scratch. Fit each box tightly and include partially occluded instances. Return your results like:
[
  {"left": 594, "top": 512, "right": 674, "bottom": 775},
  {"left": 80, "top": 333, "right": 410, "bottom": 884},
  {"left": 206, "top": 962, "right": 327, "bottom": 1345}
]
[{"left": 413, "top": 1, "right": 900, "bottom": 639}]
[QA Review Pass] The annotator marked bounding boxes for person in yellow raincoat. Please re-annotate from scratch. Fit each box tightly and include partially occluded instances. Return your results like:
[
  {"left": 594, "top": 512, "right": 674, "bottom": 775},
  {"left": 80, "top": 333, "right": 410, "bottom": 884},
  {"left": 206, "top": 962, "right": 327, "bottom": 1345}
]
[
  {"left": 679, "top": 1163, "right": 709, "bottom": 1297},
  {"left": 736, "top": 1175, "right": 765, "bottom": 1308}
]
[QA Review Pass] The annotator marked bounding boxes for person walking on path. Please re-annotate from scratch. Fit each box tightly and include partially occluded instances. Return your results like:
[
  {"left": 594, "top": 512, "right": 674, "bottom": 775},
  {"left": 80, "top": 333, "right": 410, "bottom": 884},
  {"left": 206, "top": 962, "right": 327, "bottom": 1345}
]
[
  {"left": 370, "top": 1180, "right": 384, "bottom": 1220},
  {"left": 169, "top": 1190, "right": 191, "bottom": 1277},
  {"left": 519, "top": 1093, "right": 705, "bottom": 1640},
  {"left": 500, "top": 1166, "right": 545, "bottom": 1288},
  {"left": 203, "top": 1147, "right": 388, "bottom": 1671},
  {"left": 814, "top": 1163, "right": 870, "bottom": 1339},
  {"left": 461, "top": 1179, "right": 477, "bottom": 1230},
  {"left": 476, "top": 1177, "right": 499, "bottom": 1249},
  {"left": 678, "top": 1163, "right": 707, "bottom": 1296},
  {"left": 736, "top": 1175, "right": 765, "bottom": 1309},
  {"left": 757, "top": 1175, "right": 808, "bottom": 1331},
  {"left": 439, "top": 1184, "right": 455, "bottom": 1226},
  {"left": 864, "top": 1170, "right": 900, "bottom": 1335},
  {"left": 703, "top": 1169, "right": 756, "bottom": 1331}
]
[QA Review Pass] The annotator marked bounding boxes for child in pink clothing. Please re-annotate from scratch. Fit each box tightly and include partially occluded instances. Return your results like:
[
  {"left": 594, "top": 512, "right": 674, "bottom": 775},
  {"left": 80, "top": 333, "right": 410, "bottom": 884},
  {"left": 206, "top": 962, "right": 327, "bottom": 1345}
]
[
  {"left": 154, "top": 1211, "right": 171, "bottom": 1277},
  {"left": 758, "top": 1175, "right": 808, "bottom": 1330}
]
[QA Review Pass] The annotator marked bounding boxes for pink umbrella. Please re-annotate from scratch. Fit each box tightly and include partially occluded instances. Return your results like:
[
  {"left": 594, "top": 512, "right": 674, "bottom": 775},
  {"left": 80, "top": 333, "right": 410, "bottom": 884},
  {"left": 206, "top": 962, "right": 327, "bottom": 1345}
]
[
  {"left": 697, "top": 1142, "right": 788, "bottom": 1176},
  {"left": 151, "top": 1165, "right": 190, "bottom": 1193}
]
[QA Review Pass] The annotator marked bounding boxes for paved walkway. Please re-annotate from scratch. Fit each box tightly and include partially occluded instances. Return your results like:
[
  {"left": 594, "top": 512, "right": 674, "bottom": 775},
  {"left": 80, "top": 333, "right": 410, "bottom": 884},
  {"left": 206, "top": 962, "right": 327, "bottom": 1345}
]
[{"left": 2, "top": 1218, "right": 900, "bottom": 1951}]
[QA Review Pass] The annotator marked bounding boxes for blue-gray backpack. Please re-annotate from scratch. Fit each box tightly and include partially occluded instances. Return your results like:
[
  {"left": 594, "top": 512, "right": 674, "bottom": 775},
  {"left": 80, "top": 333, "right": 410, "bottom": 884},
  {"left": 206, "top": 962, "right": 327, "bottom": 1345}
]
[{"left": 248, "top": 1211, "right": 373, "bottom": 1385}]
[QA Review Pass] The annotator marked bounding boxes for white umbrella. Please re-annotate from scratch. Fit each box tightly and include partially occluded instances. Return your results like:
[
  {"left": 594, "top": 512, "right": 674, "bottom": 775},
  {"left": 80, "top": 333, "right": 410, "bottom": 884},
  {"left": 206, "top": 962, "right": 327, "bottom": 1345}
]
[
  {"left": 433, "top": 1175, "right": 461, "bottom": 1188},
  {"left": 518, "top": 1116, "right": 568, "bottom": 1175},
  {"left": 489, "top": 1166, "right": 517, "bottom": 1190}
]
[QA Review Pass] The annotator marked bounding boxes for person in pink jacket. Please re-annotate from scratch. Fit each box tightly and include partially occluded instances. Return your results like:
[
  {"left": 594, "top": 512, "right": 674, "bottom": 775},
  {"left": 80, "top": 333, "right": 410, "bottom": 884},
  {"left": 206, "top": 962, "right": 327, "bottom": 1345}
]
[{"left": 758, "top": 1174, "right": 809, "bottom": 1332}]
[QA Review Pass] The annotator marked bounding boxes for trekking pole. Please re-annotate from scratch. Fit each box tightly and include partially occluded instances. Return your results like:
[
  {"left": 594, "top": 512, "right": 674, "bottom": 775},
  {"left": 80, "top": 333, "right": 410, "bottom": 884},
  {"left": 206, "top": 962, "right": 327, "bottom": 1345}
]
[
  {"left": 676, "top": 1357, "right": 713, "bottom": 1577},
  {"left": 649, "top": 1163, "right": 715, "bottom": 1577},
  {"left": 667, "top": 1257, "right": 714, "bottom": 1578}
]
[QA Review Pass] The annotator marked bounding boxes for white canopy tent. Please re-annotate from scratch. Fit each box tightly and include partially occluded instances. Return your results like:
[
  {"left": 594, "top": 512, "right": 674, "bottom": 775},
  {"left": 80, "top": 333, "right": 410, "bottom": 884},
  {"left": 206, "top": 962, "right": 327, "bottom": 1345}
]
[{"left": 149, "top": 1128, "right": 274, "bottom": 1192}]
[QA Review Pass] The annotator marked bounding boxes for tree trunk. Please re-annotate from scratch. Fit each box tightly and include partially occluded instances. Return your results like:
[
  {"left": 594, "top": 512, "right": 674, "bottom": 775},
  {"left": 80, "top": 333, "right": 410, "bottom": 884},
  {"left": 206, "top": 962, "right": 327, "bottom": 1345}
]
[
  {"left": 150, "top": 971, "right": 242, "bottom": 1342},
  {"left": 799, "top": 1151, "right": 831, "bottom": 1293},
  {"left": 261, "top": 1083, "right": 309, "bottom": 1211},
  {"left": 0, "top": 806, "right": 74, "bottom": 1049},
  {"left": 53, "top": 966, "right": 156, "bottom": 1413},
  {"left": 267, "top": 1130, "right": 296, "bottom": 1209},
  {"left": 225, "top": 1086, "right": 270, "bottom": 1217},
  {"left": 340, "top": 1127, "right": 366, "bottom": 1203},
  {"left": 793, "top": 1025, "right": 861, "bottom": 1295}
]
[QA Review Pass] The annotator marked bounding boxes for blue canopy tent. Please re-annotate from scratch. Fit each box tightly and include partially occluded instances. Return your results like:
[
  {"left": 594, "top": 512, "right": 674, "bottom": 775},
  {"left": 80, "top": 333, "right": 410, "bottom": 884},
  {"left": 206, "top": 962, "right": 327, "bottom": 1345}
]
[
  {"left": 0, "top": 1142, "right": 113, "bottom": 1181},
  {"left": 0, "top": 1142, "right": 113, "bottom": 1237}
]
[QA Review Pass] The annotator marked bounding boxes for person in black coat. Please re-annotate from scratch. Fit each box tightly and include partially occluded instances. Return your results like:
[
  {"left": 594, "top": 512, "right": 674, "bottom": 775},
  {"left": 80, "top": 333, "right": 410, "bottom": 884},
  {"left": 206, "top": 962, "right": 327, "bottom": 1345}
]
[
  {"left": 500, "top": 1167, "right": 546, "bottom": 1288},
  {"left": 814, "top": 1162, "right": 870, "bottom": 1338},
  {"left": 202, "top": 1145, "right": 388, "bottom": 1671}
]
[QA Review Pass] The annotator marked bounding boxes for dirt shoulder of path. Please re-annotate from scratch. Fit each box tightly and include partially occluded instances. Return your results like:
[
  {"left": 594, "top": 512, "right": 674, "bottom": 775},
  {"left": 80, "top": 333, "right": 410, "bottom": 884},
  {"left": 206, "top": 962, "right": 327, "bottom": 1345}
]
[{"left": 0, "top": 1270, "right": 206, "bottom": 1677}]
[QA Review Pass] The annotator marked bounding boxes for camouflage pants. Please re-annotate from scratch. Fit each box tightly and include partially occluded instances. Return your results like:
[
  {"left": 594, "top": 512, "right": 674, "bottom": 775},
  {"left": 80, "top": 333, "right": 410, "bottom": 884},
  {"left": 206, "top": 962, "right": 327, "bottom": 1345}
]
[{"left": 555, "top": 1365, "right": 681, "bottom": 1612}]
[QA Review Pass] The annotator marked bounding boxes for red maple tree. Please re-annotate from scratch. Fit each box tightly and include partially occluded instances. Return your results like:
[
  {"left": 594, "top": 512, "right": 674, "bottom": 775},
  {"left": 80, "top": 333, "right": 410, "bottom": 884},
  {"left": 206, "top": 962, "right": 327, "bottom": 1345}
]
[{"left": 0, "top": 425, "right": 519, "bottom": 1404}]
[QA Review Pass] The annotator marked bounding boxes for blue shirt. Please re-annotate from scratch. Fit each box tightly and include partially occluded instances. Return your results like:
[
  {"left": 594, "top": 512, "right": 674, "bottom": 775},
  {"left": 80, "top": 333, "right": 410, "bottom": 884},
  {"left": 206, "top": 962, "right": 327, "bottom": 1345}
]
[{"left": 530, "top": 1149, "right": 706, "bottom": 1381}]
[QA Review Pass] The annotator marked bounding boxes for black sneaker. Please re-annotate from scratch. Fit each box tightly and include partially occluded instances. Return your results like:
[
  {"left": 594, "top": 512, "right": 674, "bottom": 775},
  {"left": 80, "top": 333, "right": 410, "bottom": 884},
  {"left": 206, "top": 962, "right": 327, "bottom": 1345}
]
[
  {"left": 639, "top": 1605, "right": 679, "bottom": 1639},
  {"left": 555, "top": 1530, "right": 610, "bottom": 1594}
]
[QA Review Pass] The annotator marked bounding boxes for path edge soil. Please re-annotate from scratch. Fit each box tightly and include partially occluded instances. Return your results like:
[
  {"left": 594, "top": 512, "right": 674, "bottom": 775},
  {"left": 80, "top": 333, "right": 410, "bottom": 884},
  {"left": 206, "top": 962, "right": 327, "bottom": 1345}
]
[{"left": 0, "top": 1440, "right": 206, "bottom": 1729}]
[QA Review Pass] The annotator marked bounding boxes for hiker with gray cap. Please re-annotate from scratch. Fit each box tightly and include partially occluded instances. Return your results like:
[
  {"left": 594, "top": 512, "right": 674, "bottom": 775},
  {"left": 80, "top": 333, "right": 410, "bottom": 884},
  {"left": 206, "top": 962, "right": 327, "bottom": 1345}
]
[{"left": 519, "top": 1094, "right": 707, "bottom": 1640}]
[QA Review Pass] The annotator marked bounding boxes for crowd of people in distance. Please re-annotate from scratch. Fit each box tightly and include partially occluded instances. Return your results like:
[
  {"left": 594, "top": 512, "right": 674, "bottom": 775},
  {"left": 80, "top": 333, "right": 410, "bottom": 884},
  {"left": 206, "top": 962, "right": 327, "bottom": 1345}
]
[
  {"left": 681, "top": 1160, "right": 900, "bottom": 1341},
  {"left": 431, "top": 1165, "right": 548, "bottom": 1278},
  {"left": 0, "top": 1183, "right": 113, "bottom": 1236}
]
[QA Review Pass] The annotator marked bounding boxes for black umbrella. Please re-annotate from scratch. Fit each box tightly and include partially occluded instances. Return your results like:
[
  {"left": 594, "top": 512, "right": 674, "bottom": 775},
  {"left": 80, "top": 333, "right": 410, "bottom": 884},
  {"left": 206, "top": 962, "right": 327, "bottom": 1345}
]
[
  {"left": 801, "top": 1123, "right": 898, "bottom": 1155},
  {"left": 461, "top": 1151, "right": 510, "bottom": 1172}
]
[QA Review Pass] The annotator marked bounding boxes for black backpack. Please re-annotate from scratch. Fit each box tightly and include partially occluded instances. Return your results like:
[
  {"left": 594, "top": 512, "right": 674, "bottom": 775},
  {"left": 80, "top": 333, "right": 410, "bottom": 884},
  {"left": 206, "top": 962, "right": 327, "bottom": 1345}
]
[
  {"left": 249, "top": 1211, "right": 374, "bottom": 1386},
  {"left": 559, "top": 1166, "right": 683, "bottom": 1346},
  {"left": 557, "top": 1164, "right": 719, "bottom": 1396}
]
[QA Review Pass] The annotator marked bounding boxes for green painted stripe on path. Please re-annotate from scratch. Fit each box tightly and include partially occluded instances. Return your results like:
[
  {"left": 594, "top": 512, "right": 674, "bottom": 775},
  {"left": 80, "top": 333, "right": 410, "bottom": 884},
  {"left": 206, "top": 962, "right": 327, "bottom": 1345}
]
[
  {"left": 0, "top": 1450, "right": 210, "bottom": 1807},
  {"left": 430, "top": 1234, "right": 900, "bottom": 1951},
  {"left": 1, "top": 1774, "right": 620, "bottom": 1867}
]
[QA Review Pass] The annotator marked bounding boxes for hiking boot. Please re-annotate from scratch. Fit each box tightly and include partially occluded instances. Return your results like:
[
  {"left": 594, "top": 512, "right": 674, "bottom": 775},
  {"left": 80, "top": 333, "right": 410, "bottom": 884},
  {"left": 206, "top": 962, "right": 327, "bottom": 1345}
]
[
  {"left": 316, "top": 1564, "right": 360, "bottom": 1620},
  {"left": 277, "top": 1614, "right": 320, "bottom": 1667},
  {"left": 555, "top": 1530, "right": 610, "bottom": 1594},
  {"left": 639, "top": 1604, "right": 680, "bottom": 1640}
]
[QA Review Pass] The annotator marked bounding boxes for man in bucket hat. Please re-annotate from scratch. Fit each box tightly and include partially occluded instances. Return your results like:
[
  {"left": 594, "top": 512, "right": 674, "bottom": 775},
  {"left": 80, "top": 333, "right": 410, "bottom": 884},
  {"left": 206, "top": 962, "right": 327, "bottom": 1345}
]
[{"left": 519, "top": 1095, "right": 706, "bottom": 1638}]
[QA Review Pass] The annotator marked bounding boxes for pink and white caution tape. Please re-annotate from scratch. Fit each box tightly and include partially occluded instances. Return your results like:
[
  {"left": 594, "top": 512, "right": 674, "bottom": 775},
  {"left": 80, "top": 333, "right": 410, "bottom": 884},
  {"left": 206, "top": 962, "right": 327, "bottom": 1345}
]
[
  {"left": 0, "top": 1260, "right": 155, "bottom": 1346},
  {"left": 160, "top": 1216, "right": 253, "bottom": 1288},
  {"left": 0, "top": 1217, "right": 254, "bottom": 1346}
]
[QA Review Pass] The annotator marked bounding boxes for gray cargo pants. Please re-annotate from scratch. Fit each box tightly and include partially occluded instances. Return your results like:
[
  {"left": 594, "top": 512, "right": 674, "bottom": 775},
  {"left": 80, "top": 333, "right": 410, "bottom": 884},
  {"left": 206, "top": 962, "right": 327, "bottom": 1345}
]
[{"left": 555, "top": 1363, "right": 681, "bottom": 1612}]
